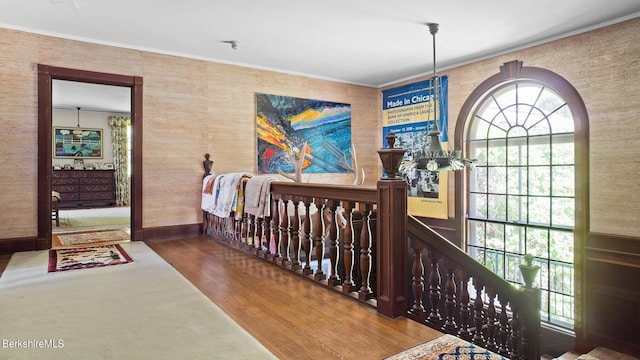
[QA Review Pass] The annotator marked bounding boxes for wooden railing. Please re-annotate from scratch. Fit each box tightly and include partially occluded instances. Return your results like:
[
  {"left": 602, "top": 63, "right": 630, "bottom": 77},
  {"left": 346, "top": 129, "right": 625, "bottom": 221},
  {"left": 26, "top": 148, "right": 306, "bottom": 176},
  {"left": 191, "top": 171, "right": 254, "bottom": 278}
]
[
  {"left": 406, "top": 216, "right": 541, "bottom": 360},
  {"left": 203, "top": 182, "right": 380, "bottom": 305},
  {"left": 202, "top": 138, "right": 541, "bottom": 359}
]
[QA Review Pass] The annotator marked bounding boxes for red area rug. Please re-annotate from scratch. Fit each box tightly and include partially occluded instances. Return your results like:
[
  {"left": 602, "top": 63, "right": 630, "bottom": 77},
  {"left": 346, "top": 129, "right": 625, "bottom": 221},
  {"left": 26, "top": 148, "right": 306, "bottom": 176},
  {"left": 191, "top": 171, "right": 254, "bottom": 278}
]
[
  {"left": 48, "top": 244, "right": 133, "bottom": 272},
  {"left": 385, "top": 334, "right": 506, "bottom": 360}
]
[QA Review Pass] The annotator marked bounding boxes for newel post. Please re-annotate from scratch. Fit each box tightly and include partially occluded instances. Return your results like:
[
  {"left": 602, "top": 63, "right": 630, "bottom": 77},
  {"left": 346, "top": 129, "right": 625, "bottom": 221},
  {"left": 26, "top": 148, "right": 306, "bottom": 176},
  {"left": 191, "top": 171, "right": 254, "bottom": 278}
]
[
  {"left": 376, "top": 133, "right": 408, "bottom": 318},
  {"left": 519, "top": 254, "right": 541, "bottom": 360}
]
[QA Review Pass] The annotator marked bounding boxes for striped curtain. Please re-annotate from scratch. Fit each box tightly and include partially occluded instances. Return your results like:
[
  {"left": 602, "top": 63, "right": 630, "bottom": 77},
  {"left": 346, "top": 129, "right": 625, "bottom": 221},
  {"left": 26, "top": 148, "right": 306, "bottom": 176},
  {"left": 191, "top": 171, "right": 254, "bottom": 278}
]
[{"left": 108, "top": 116, "right": 131, "bottom": 206}]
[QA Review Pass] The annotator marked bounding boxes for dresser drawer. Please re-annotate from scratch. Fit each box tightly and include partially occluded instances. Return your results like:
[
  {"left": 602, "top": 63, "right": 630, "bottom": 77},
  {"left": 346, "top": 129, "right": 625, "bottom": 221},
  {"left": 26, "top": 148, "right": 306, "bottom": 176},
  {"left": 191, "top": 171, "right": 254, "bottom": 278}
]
[
  {"left": 52, "top": 184, "right": 80, "bottom": 193},
  {"left": 80, "top": 192, "right": 114, "bottom": 201},
  {"left": 59, "top": 192, "right": 80, "bottom": 202},
  {"left": 80, "top": 185, "right": 114, "bottom": 192},
  {"left": 52, "top": 178, "right": 78, "bottom": 186},
  {"left": 80, "top": 177, "right": 114, "bottom": 185}
]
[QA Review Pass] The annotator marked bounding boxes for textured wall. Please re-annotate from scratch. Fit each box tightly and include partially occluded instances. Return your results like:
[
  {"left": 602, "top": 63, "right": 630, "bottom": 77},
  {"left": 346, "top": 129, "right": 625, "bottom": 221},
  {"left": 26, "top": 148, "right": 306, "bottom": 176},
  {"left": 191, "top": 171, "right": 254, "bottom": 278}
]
[
  {"left": 1, "top": 17, "right": 638, "bottom": 241},
  {"left": 0, "top": 28, "right": 379, "bottom": 239}
]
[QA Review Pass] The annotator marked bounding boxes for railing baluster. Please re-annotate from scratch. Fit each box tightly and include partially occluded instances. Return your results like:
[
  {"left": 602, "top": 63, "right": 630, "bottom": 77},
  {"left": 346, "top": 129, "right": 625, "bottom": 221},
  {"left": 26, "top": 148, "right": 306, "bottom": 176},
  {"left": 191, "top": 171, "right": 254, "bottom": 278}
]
[
  {"left": 442, "top": 259, "right": 457, "bottom": 333},
  {"left": 341, "top": 201, "right": 355, "bottom": 293},
  {"left": 262, "top": 215, "right": 271, "bottom": 258},
  {"left": 510, "top": 302, "right": 522, "bottom": 360},
  {"left": 327, "top": 200, "right": 340, "bottom": 287},
  {"left": 313, "top": 198, "right": 326, "bottom": 281},
  {"left": 358, "top": 203, "right": 373, "bottom": 300},
  {"left": 472, "top": 279, "right": 485, "bottom": 345},
  {"left": 409, "top": 240, "right": 426, "bottom": 322},
  {"left": 254, "top": 216, "right": 263, "bottom": 254},
  {"left": 497, "top": 296, "right": 510, "bottom": 356},
  {"left": 458, "top": 271, "right": 472, "bottom": 340},
  {"left": 271, "top": 197, "right": 281, "bottom": 262},
  {"left": 427, "top": 250, "right": 442, "bottom": 325},
  {"left": 290, "top": 199, "right": 301, "bottom": 271},
  {"left": 301, "top": 198, "right": 313, "bottom": 275},
  {"left": 486, "top": 288, "right": 498, "bottom": 351},
  {"left": 248, "top": 214, "right": 256, "bottom": 249},
  {"left": 280, "top": 199, "right": 290, "bottom": 267}
]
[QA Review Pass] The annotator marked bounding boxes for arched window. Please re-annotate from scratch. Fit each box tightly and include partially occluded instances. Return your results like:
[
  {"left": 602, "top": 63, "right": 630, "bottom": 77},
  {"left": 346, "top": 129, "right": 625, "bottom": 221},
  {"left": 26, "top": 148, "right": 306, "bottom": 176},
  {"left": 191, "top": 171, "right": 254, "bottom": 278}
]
[{"left": 456, "top": 61, "right": 589, "bottom": 330}]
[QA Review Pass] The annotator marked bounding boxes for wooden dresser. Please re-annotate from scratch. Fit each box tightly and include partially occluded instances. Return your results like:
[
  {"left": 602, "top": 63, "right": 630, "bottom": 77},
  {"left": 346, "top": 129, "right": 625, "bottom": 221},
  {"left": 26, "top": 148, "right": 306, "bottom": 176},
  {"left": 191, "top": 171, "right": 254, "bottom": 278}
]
[{"left": 52, "top": 169, "right": 116, "bottom": 208}]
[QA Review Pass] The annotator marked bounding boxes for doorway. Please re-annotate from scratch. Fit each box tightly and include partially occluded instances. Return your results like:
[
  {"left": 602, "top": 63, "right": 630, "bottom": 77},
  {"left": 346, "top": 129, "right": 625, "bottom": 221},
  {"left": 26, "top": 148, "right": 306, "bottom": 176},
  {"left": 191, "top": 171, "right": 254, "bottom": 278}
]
[{"left": 37, "top": 65, "right": 143, "bottom": 250}]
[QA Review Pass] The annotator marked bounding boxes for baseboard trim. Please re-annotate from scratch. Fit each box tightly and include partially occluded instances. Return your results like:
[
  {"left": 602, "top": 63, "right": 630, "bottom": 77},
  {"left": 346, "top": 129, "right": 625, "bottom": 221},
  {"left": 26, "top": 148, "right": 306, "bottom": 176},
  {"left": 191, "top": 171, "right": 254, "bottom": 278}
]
[
  {"left": 0, "top": 236, "right": 38, "bottom": 255},
  {"left": 142, "top": 223, "right": 203, "bottom": 241}
]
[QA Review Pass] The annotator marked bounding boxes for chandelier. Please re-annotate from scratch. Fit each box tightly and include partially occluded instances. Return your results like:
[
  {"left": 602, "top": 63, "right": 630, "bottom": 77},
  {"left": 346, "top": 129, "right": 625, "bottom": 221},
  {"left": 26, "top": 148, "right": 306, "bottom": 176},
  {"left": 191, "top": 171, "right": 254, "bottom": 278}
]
[{"left": 399, "top": 23, "right": 475, "bottom": 173}]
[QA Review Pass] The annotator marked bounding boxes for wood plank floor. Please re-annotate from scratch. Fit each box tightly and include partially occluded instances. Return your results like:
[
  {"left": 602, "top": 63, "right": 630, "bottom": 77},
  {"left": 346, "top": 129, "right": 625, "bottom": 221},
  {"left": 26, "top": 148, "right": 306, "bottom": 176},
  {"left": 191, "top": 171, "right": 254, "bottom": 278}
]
[{"left": 145, "top": 236, "right": 443, "bottom": 360}]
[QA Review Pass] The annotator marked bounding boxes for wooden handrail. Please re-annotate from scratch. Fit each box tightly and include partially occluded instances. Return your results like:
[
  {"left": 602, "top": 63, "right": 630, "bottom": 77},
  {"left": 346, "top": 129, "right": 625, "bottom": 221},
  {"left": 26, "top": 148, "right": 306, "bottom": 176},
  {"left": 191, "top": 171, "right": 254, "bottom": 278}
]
[
  {"left": 407, "top": 215, "right": 522, "bottom": 301},
  {"left": 269, "top": 182, "right": 377, "bottom": 203},
  {"left": 406, "top": 214, "right": 541, "bottom": 360}
]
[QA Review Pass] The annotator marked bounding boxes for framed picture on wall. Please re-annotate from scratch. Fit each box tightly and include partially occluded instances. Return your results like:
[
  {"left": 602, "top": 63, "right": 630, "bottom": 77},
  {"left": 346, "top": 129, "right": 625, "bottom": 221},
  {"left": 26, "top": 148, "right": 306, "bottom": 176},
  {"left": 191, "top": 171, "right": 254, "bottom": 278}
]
[{"left": 53, "top": 127, "right": 103, "bottom": 158}]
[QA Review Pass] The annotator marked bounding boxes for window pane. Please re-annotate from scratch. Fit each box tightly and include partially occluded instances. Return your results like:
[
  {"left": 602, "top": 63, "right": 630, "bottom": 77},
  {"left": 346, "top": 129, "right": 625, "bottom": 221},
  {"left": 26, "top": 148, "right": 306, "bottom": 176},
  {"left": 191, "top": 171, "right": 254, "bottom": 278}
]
[
  {"left": 470, "top": 166, "right": 487, "bottom": 193},
  {"left": 469, "top": 117, "right": 490, "bottom": 140},
  {"left": 470, "top": 141, "right": 487, "bottom": 166},
  {"left": 552, "top": 134, "right": 574, "bottom": 165},
  {"left": 529, "top": 138, "right": 551, "bottom": 165},
  {"left": 467, "top": 220, "right": 486, "bottom": 247},
  {"left": 529, "top": 196, "right": 551, "bottom": 224},
  {"left": 505, "top": 224, "right": 525, "bottom": 254},
  {"left": 527, "top": 115, "right": 551, "bottom": 136},
  {"left": 487, "top": 139, "right": 506, "bottom": 165},
  {"left": 488, "top": 194, "right": 506, "bottom": 220},
  {"left": 469, "top": 193, "right": 487, "bottom": 218},
  {"left": 488, "top": 123, "right": 507, "bottom": 139},
  {"left": 526, "top": 227, "right": 549, "bottom": 258},
  {"left": 486, "top": 222, "right": 504, "bottom": 251},
  {"left": 507, "top": 167, "right": 527, "bottom": 195},
  {"left": 550, "top": 230, "right": 573, "bottom": 263},
  {"left": 507, "top": 195, "right": 528, "bottom": 222},
  {"left": 537, "top": 88, "right": 566, "bottom": 117},
  {"left": 548, "top": 105, "right": 574, "bottom": 133},
  {"left": 552, "top": 197, "right": 575, "bottom": 227},
  {"left": 505, "top": 252, "right": 522, "bottom": 282},
  {"left": 507, "top": 137, "right": 527, "bottom": 166},
  {"left": 488, "top": 166, "right": 507, "bottom": 194},
  {"left": 552, "top": 166, "right": 574, "bottom": 196},
  {"left": 529, "top": 166, "right": 551, "bottom": 196}
]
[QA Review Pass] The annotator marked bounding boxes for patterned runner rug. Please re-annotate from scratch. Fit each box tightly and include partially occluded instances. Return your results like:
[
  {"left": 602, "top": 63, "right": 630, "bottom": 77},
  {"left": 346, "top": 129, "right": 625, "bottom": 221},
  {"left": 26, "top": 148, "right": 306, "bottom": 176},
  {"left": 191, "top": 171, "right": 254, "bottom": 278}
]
[
  {"left": 48, "top": 244, "right": 133, "bottom": 272},
  {"left": 54, "top": 229, "right": 130, "bottom": 246},
  {"left": 385, "top": 334, "right": 506, "bottom": 360}
]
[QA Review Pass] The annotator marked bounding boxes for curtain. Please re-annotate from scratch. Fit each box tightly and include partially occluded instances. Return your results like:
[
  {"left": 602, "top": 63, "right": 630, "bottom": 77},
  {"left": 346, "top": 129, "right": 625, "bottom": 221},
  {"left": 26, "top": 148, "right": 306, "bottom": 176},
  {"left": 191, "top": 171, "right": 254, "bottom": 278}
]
[{"left": 108, "top": 116, "right": 131, "bottom": 206}]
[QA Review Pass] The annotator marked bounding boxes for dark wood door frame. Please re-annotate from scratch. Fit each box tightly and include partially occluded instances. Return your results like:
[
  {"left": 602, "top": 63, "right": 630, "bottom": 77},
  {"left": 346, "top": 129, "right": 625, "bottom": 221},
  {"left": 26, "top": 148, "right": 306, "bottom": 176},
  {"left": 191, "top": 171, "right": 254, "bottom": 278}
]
[{"left": 37, "top": 65, "right": 144, "bottom": 249}]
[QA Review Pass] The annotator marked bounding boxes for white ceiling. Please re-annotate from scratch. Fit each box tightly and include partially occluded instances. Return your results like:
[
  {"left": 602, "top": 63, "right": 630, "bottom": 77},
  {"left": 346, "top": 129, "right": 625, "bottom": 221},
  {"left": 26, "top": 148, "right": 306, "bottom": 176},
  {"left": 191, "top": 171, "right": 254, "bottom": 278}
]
[{"left": 2, "top": 0, "right": 639, "bottom": 112}]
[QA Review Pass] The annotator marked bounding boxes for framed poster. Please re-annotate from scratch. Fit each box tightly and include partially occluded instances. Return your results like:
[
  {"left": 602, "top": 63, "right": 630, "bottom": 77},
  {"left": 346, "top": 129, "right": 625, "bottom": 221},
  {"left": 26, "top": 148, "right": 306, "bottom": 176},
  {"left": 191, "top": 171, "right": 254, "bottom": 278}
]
[
  {"left": 256, "top": 93, "right": 352, "bottom": 174},
  {"left": 381, "top": 76, "right": 449, "bottom": 219},
  {"left": 53, "top": 127, "right": 103, "bottom": 158}
]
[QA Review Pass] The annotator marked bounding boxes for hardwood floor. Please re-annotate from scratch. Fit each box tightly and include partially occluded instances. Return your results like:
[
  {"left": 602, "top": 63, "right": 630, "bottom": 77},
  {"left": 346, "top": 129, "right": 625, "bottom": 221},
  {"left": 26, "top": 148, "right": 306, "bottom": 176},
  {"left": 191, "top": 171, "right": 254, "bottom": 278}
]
[{"left": 145, "top": 236, "right": 443, "bottom": 360}]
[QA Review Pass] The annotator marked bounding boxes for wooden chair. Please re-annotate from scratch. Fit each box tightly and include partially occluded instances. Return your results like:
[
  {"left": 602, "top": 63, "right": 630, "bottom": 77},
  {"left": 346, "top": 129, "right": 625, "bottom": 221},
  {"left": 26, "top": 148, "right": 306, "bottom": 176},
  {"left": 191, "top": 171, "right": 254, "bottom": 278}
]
[{"left": 52, "top": 191, "right": 60, "bottom": 227}]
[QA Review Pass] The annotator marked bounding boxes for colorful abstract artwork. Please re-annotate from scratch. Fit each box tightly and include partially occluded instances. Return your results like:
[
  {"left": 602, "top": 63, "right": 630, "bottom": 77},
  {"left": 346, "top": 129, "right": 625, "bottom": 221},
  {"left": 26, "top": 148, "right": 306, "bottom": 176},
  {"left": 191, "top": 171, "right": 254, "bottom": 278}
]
[{"left": 256, "top": 93, "right": 352, "bottom": 174}]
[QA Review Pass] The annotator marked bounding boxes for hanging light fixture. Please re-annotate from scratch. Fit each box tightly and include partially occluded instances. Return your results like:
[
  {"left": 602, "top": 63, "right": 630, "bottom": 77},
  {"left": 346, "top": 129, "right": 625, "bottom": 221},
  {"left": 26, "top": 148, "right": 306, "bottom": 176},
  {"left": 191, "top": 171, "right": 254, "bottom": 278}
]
[
  {"left": 400, "top": 23, "right": 475, "bottom": 173},
  {"left": 73, "top": 106, "right": 85, "bottom": 138}
]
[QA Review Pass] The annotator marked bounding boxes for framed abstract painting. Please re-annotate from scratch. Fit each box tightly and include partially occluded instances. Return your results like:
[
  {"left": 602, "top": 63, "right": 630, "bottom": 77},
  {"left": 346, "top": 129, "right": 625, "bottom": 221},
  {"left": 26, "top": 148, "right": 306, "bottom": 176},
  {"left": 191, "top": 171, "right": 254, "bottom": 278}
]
[{"left": 256, "top": 93, "right": 352, "bottom": 174}]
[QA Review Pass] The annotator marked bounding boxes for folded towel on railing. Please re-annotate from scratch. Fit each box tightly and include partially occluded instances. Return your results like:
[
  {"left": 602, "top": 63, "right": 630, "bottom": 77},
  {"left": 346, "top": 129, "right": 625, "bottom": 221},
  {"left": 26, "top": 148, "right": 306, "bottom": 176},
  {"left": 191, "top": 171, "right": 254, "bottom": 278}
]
[
  {"left": 244, "top": 175, "right": 278, "bottom": 218},
  {"left": 201, "top": 174, "right": 218, "bottom": 212},
  {"left": 210, "top": 172, "right": 253, "bottom": 218}
]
